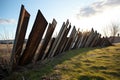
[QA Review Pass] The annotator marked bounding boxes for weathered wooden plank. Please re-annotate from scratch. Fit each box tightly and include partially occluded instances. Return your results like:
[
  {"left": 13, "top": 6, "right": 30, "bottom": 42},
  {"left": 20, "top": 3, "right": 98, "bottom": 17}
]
[
  {"left": 90, "top": 31, "right": 98, "bottom": 47},
  {"left": 100, "top": 37, "right": 106, "bottom": 47},
  {"left": 72, "top": 29, "right": 82, "bottom": 49},
  {"left": 77, "top": 32, "right": 84, "bottom": 48},
  {"left": 47, "top": 22, "right": 65, "bottom": 57},
  {"left": 36, "top": 19, "right": 57, "bottom": 61},
  {"left": 63, "top": 26, "right": 76, "bottom": 51},
  {"left": 78, "top": 32, "right": 84, "bottom": 48},
  {"left": 52, "top": 20, "right": 69, "bottom": 57},
  {"left": 94, "top": 34, "right": 101, "bottom": 47},
  {"left": 99, "top": 37, "right": 111, "bottom": 47},
  {"left": 44, "top": 38, "right": 55, "bottom": 59},
  {"left": 84, "top": 28, "right": 94, "bottom": 47},
  {"left": 60, "top": 37, "right": 69, "bottom": 53},
  {"left": 55, "top": 24, "right": 71, "bottom": 55},
  {"left": 70, "top": 28, "right": 78, "bottom": 49},
  {"left": 75, "top": 31, "right": 82, "bottom": 48},
  {"left": 79, "top": 32, "right": 89, "bottom": 48},
  {"left": 68, "top": 26, "right": 77, "bottom": 50},
  {"left": 19, "top": 10, "right": 48, "bottom": 65},
  {"left": 10, "top": 5, "right": 30, "bottom": 69},
  {"left": 59, "top": 25, "right": 71, "bottom": 53},
  {"left": 48, "top": 20, "right": 69, "bottom": 57},
  {"left": 94, "top": 33, "right": 101, "bottom": 47},
  {"left": 83, "top": 32, "right": 90, "bottom": 47},
  {"left": 98, "top": 37, "right": 104, "bottom": 47},
  {"left": 74, "top": 30, "right": 82, "bottom": 49},
  {"left": 88, "top": 31, "right": 98, "bottom": 47},
  {"left": 101, "top": 37, "right": 112, "bottom": 47}
]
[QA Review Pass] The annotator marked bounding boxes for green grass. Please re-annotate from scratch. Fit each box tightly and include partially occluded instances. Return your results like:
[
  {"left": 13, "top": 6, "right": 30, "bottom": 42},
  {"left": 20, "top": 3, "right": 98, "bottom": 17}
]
[{"left": 6, "top": 43, "right": 120, "bottom": 80}]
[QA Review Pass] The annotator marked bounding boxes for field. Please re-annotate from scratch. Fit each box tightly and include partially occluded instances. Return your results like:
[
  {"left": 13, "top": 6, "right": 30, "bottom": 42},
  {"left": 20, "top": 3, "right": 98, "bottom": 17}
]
[
  {"left": 0, "top": 44, "right": 12, "bottom": 61},
  {"left": 2, "top": 43, "right": 120, "bottom": 80}
]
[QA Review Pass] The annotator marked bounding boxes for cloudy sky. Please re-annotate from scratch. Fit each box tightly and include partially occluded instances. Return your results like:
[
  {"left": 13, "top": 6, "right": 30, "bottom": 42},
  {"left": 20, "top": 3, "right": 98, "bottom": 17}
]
[{"left": 0, "top": 0, "right": 120, "bottom": 40}]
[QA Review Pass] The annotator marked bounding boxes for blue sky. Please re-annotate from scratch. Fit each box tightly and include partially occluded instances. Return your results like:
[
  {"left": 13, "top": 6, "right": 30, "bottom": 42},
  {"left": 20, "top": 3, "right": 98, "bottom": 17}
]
[{"left": 0, "top": 0, "right": 120, "bottom": 40}]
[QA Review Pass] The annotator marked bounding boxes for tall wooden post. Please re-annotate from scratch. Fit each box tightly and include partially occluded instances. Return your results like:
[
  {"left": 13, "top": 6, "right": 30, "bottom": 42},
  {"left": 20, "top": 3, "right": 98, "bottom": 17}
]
[
  {"left": 70, "top": 27, "right": 78, "bottom": 49},
  {"left": 10, "top": 5, "right": 30, "bottom": 70},
  {"left": 44, "top": 38, "right": 55, "bottom": 59},
  {"left": 59, "top": 25, "right": 71, "bottom": 53},
  {"left": 63, "top": 26, "right": 76, "bottom": 51},
  {"left": 74, "top": 30, "right": 82, "bottom": 49},
  {"left": 36, "top": 19, "right": 57, "bottom": 61},
  {"left": 84, "top": 29, "right": 94, "bottom": 47},
  {"left": 48, "top": 20, "right": 69, "bottom": 57},
  {"left": 55, "top": 24, "right": 71, "bottom": 55},
  {"left": 19, "top": 10, "right": 48, "bottom": 65}
]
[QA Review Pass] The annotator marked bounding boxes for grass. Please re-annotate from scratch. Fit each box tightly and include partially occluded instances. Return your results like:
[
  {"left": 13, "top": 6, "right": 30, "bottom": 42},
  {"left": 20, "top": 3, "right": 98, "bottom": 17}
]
[
  {"left": 5, "top": 43, "right": 120, "bottom": 80},
  {"left": 0, "top": 44, "right": 12, "bottom": 58}
]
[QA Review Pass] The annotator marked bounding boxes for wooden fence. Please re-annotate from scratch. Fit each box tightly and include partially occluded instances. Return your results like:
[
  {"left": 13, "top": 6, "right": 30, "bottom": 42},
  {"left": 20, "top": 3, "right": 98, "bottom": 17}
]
[{"left": 10, "top": 5, "right": 112, "bottom": 69}]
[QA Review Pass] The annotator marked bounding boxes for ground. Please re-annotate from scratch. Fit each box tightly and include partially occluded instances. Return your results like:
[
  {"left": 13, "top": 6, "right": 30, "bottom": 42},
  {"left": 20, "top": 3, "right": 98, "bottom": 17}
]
[
  {"left": 0, "top": 44, "right": 12, "bottom": 62},
  {"left": 1, "top": 43, "right": 120, "bottom": 80}
]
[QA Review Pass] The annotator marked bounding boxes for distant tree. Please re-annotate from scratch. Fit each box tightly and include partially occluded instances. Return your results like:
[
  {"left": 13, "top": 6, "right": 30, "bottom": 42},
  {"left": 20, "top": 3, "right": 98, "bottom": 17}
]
[
  {"left": 103, "top": 23, "right": 120, "bottom": 43},
  {"left": 103, "top": 26, "right": 110, "bottom": 37},
  {"left": 110, "top": 23, "right": 120, "bottom": 42},
  {"left": 110, "top": 23, "right": 120, "bottom": 37}
]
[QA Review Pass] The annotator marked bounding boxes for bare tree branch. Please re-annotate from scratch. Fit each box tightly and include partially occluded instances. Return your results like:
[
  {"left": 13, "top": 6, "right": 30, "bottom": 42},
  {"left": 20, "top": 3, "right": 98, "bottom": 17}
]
[{"left": 110, "top": 23, "right": 120, "bottom": 36}]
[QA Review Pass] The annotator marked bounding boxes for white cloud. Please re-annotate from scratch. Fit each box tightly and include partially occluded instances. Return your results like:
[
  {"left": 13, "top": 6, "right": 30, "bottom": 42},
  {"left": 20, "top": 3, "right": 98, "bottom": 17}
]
[
  {"left": 0, "top": 18, "right": 16, "bottom": 24},
  {"left": 77, "top": 0, "right": 120, "bottom": 18},
  {"left": 105, "top": 0, "right": 120, "bottom": 6}
]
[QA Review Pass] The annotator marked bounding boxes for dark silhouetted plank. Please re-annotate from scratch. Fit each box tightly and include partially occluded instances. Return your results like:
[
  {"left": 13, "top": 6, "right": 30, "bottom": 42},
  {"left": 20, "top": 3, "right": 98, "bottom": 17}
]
[
  {"left": 36, "top": 19, "right": 57, "bottom": 61},
  {"left": 63, "top": 26, "right": 76, "bottom": 51},
  {"left": 11, "top": 5, "right": 30, "bottom": 69},
  {"left": 44, "top": 38, "right": 55, "bottom": 59},
  {"left": 48, "top": 20, "right": 69, "bottom": 57},
  {"left": 19, "top": 10, "right": 48, "bottom": 65},
  {"left": 55, "top": 24, "right": 71, "bottom": 55}
]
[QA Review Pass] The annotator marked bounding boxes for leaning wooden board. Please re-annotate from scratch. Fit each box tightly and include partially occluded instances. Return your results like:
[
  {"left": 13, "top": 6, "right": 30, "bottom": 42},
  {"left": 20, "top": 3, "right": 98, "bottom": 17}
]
[{"left": 19, "top": 10, "right": 48, "bottom": 65}]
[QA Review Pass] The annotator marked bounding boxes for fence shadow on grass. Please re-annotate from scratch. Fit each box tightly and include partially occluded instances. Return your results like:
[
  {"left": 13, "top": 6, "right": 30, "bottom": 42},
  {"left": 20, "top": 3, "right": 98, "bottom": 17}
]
[{"left": 17, "top": 47, "right": 102, "bottom": 80}]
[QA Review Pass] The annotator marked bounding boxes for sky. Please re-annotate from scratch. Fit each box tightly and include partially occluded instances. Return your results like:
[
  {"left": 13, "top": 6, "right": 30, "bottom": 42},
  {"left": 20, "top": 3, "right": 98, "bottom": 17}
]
[{"left": 0, "top": 0, "right": 120, "bottom": 40}]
